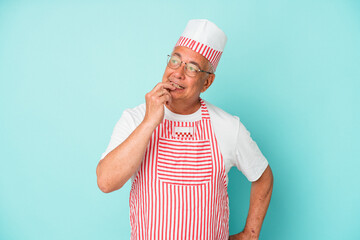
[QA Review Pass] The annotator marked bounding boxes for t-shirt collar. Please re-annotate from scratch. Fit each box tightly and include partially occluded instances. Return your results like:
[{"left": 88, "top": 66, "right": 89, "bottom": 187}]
[{"left": 164, "top": 105, "right": 202, "bottom": 122}]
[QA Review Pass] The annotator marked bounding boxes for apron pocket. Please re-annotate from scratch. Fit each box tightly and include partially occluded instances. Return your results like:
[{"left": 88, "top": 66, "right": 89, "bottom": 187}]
[{"left": 156, "top": 137, "right": 213, "bottom": 186}]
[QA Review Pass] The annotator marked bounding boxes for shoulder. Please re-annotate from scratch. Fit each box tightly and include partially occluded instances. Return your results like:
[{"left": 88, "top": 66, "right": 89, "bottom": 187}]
[
  {"left": 203, "top": 99, "right": 241, "bottom": 146},
  {"left": 122, "top": 103, "right": 146, "bottom": 120},
  {"left": 203, "top": 99, "right": 241, "bottom": 171},
  {"left": 114, "top": 103, "right": 146, "bottom": 129},
  {"left": 204, "top": 100, "right": 240, "bottom": 128},
  {"left": 124, "top": 103, "right": 146, "bottom": 115}
]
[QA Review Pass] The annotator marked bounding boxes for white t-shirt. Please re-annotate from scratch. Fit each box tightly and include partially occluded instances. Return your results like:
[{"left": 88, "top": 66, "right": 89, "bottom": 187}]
[{"left": 100, "top": 100, "right": 268, "bottom": 185}]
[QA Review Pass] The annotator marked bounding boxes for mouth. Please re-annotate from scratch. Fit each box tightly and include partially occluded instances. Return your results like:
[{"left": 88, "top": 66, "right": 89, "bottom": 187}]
[{"left": 169, "top": 80, "right": 185, "bottom": 90}]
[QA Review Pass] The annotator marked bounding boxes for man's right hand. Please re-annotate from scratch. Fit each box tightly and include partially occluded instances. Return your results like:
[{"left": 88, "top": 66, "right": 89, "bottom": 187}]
[
  {"left": 143, "top": 82, "right": 176, "bottom": 129},
  {"left": 96, "top": 82, "right": 176, "bottom": 193}
]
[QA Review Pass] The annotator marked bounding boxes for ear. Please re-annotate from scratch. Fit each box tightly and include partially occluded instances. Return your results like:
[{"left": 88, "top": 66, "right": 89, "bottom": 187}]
[{"left": 201, "top": 74, "right": 215, "bottom": 93}]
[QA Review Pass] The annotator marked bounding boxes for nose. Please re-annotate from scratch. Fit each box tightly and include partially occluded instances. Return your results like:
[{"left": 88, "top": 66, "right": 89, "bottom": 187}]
[{"left": 172, "top": 62, "right": 186, "bottom": 79}]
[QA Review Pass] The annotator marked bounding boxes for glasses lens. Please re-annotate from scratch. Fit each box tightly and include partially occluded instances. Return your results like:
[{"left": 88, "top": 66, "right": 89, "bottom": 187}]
[
  {"left": 185, "top": 63, "right": 199, "bottom": 77},
  {"left": 167, "top": 55, "right": 181, "bottom": 69}
]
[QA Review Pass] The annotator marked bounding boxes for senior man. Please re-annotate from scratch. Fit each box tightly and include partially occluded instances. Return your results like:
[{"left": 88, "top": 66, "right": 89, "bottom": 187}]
[{"left": 96, "top": 19, "right": 273, "bottom": 240}]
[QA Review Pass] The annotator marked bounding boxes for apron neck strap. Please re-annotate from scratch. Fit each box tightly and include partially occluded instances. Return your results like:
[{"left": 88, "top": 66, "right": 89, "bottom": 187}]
[{"left": 199, "top": 98, "right": 210, "bottom": 120}]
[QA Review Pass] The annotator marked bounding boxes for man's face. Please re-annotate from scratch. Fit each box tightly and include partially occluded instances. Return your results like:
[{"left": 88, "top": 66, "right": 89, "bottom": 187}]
[{"left": 162, "top": 46, "right": 214, "bottom": 103}]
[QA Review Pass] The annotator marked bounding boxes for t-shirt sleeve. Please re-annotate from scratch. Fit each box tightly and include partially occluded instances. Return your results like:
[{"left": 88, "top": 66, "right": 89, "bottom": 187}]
[
  {"left": 100, "top": 110, "right": 137, "bottom": 161},
  {"left": 233, "top": 119, "right": 268, "bottom": 182}
]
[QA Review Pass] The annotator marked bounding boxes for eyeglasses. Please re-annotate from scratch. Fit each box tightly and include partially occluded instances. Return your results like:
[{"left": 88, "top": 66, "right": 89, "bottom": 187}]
[{"left": 167, "top": 54, "right": 213, "bottom": 77}]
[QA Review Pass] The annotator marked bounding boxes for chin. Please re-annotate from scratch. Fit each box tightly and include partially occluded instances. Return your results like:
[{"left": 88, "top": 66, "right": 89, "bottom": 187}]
[{"left": 170, "top": 91, "right": 185, "bottom": 99}]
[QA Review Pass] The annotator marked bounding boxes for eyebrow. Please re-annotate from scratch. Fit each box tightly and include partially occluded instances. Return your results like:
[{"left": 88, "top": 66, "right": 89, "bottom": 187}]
[{"left": 172, "top": 52, "right": 202, "bottom": 69}]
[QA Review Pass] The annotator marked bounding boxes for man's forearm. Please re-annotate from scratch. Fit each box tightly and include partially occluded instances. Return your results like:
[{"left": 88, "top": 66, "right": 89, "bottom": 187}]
[
  {"left": 96, "top": 120, "right": 156, "bottom": 193},
  {"left": 243, "top": 165, "right": 274, "bottom": 239}
]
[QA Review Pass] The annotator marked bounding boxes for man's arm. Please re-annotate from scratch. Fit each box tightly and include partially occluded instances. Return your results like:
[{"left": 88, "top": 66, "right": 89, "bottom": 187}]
[
  {"left": 230, "top": 165, "right": 274, "bottom": 240},
  {"left": 96, "top": 120, "right": 156, "bottom": 193},
  {"left": 96, "top": 82, "right": 176, "bottom": 193}
]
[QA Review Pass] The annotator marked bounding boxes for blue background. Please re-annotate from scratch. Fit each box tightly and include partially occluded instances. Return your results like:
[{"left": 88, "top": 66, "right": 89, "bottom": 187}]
[{"left": 1, "top": 0, "right": 359, "bottom": 239}]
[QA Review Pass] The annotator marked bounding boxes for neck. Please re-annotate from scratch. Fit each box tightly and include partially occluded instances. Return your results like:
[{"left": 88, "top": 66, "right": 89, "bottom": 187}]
[{"left": 165, "top": 98, "right": 201, "bottom": 115}]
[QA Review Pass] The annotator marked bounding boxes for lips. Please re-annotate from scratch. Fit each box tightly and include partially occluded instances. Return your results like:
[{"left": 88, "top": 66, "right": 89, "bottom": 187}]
[{"left": 170, "top": 81, "right": 185, "bottom": 89}]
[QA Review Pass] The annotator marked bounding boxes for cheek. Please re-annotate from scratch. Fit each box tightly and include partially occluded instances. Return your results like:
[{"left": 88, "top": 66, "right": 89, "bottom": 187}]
[
  {"left": 196, "top": 78, "right": 206, "bottom": 90},
  {"left": 161, "top": 74, "right": 167, "bottom": 83},
  {"left": 162, "top": 69, "right": 171, "bottom": 82}
]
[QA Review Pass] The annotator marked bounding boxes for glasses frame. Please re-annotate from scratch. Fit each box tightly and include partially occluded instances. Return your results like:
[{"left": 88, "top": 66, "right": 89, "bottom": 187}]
[{"left": 167, "top": 54, "right": 213, "bottom": 76}]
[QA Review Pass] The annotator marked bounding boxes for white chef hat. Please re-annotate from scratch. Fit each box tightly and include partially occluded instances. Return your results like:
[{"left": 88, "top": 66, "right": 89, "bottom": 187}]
[{"left": 175, "top": 19, "right": 227, "bottom": 72}]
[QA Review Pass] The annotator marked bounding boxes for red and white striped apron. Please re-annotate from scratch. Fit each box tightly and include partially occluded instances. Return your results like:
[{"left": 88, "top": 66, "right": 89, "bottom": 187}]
[{"left": 129, "top": 99, "right": 229, "bottom": 240}]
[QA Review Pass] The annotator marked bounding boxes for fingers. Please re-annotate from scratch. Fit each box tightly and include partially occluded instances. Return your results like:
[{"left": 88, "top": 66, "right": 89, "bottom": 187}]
[
  {"left": 156, "top": 88, "right": 171, "bottom": 102},
  {"left": 145, "top": 82, "right": 173, "bottom": 105},
  {"left": 152, "top": 82, "right": 176, "bottom": 98},
  {"left": 157, "top": 88, "right": 170, "bottom": 97},
  {"left": 152, "top": 82, "right": 176, "bottom": 93},
  {"left": 162, "top": 82, "right": 177, "bottom": 91},
  {"left": 143, "top": 82, "right": 175, "bottom": 128},
  {"left": 159, "top": 92, "right": 172, "bottom": 105}
]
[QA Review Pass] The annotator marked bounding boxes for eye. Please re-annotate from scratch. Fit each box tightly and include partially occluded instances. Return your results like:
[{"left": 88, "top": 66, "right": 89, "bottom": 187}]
[
  {"left": 187, "top": 64, "right": 198, "bottom": 72},
  {"left": 170, "top": 57, "right": 180, "bottom": 65}
]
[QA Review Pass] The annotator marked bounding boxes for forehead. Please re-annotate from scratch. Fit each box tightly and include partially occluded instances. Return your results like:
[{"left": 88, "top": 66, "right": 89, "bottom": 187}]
[{"left": 171, "top": 46, "right": 208, "bottom": 67}]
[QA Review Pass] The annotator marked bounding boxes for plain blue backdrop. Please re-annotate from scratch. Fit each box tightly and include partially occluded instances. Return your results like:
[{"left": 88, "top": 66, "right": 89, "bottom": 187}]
[{"left": 1, "top": 0, "right": 359, "bottom": 239}]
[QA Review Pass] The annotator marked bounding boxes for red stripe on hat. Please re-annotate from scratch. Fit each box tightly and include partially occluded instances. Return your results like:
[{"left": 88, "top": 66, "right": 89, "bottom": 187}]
[
  {"left": 215, "top": 50, "right": 221, "bottom": 62},
  {"left": 212, "top": 51, "right": 220, "bottom": 68},
  {"left": 178, "top": 36, "right": 185, "bottom": 46},
  {"left": 192, "top": 40, "right": 197, "bottom": 50},
  {"left": 208, "top": 49, "right": 215, "bottom": 64},
  {"left": 182, "top": 37, "right": 187, "bottom": 46},
  {"left": 200, "top": 45, "right": 206, "bottom": 55},
  {"left": 189, "top": 40, "right": 195, "bottom": 49},
  {"left": 184, "top": 37, "right": 191, "bottom": 46},
  {"left": 203, "top": 46, "right": 210, "bottom": 58},
  {"left": 180, "top": 36, "right": 186, "bottom": 45},
  {"left": 199, "top": 44, "right": 205, "bottom": 54},
  {"left": 189, "top": 40, "right": 194, "bottom": 49},
  {"left": 194, "top": 42, "right": 200, "bottom": 52},
  {"left": 189, "top": 39, "right": 194, "bottom": 48},
  {"left": 178, "top": 36, "right": 184, "bottom": 46},
  {"left": 212, "top": 50, "right": 220, "bottom": 65},
  {"left": 182, "top": 36, "right": 188, "bottom": 45},
  {"left": 213, "top": 52, "right": 222, "bottom": 70},
  {"left": 215, "top": 52, "right": 222, "bottom": 67},
  {"left": 175, "top": 36, "right": 223, "bottom": 72},
  {"left": 181, "top": 36, "right": 188, "bottom": 46},
  {"left": 176, "top": 36, "right": 183, "bottom": 46},
  {"left": 209, "top": 50, "right": 217, "bottom": 64},
  {"left": 206, "top": 47, "right": 214, "bottom": 60},
  {"left": 208, "top": 48, "right": 215, "bottom": 60}
]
